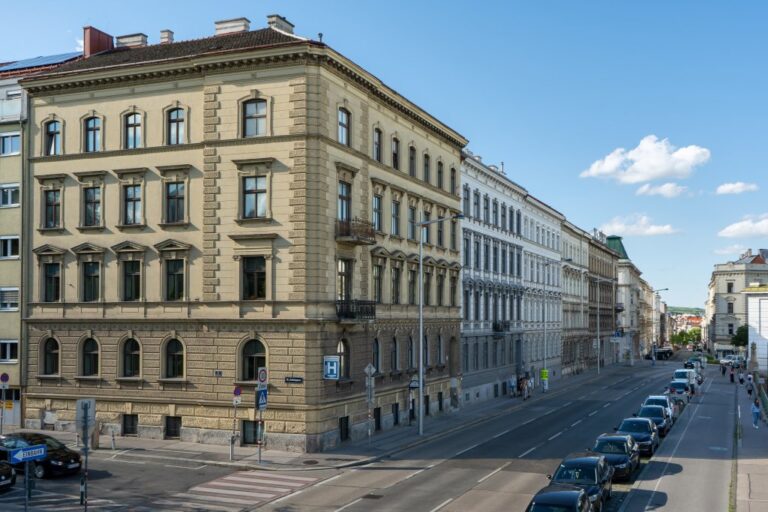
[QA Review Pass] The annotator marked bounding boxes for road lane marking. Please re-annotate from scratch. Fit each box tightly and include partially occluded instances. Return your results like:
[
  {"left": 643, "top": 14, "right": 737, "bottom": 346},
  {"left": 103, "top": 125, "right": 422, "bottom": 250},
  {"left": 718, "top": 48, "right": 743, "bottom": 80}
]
[
  {"left": 571, "top": 419, "right": 583, "bottom": 427},
  {"left": 335, "top": 497, "right": 363, "bottom": 512},
  {"left": 455, "top": 443, "right": 480, "bottom": 456},
  {"left": 478, "top": 461, "right": 511, "bottom": 483},
  {"left": 603, "top": 403, "right": 611, "bottom": 408},
  {"left": 548, "top": 431, "right": 562, "bottom": 441},
  {"left": 403, "top": 468, "right": 426, "bottom": 479},
  {"left": 314, "top": 474, "right": 344, "bottom": 486},
  {"left": 519, "top": 445, "right": 540, "bottom": 458},
  {"left": 430, "top": 498, "right": 454, "bottom": 512},
  {"left": 492, "top": 428, "right": 512, "bottom": 439},
  {"left": 562, "top": 401, "right": 573, "bottom": 407},
  {"left": 588, "top": 410, "right": 598, "bottom": 416}
]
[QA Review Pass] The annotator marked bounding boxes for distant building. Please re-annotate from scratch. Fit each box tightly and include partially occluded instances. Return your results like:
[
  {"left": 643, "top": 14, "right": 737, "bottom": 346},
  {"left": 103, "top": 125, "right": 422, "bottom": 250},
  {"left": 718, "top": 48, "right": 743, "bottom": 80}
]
[{"left": 745, "top": 284, "right": 768, "bottom": 375}]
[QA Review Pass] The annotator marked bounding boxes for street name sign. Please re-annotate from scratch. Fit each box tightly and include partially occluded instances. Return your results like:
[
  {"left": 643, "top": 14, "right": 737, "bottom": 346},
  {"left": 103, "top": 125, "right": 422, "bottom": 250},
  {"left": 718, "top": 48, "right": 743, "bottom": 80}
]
[{"left": 11, "top": 444, "right": 47, "bottom": 463}]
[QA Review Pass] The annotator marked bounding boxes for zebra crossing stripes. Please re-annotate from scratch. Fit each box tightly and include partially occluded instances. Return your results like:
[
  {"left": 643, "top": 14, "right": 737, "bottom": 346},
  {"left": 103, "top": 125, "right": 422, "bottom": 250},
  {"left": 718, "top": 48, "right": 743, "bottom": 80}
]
[{"left": 2, "top": 487, "right": 122, "bottom": 511}]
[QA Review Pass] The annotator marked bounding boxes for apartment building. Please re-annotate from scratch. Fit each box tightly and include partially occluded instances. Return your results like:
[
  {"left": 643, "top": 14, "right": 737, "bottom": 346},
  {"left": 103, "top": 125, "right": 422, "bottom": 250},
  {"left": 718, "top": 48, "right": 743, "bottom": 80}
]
[
  {"left": 560, "top": 222, "right": 589, "bottom": 375},
  {"left": 21, "top": 15, "right": 466, "bottom": 451},
  {"left": 607, "top": 236, "right": 644, "bottom": 364},
  {"left": 588, "top": 231, "right": 619, "bottom": 366}
]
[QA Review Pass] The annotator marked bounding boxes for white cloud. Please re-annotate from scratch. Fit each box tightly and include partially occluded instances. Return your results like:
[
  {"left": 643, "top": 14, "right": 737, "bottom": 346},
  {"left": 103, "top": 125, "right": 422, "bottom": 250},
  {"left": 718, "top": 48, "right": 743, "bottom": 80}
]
[
  {"left": 599, "top": 214, "right": 678, "bottom": 236},
  {"left": 75, "top": 38, "right": 84, "bottom": 52},
  {"left": 718, "top": 214, "right": 768, "bottom": 238},
  {"left": 580, "top": 135, "right": 711, "bottom": 184},
  {"left": 636, "top": 182, "right": 687, "bottom": 198},
  {"left": 716, "top": 182, "right": 759, "bottom": 195},
  {"left": 714, "top": 244, "right": 748, "bottom": 255}
]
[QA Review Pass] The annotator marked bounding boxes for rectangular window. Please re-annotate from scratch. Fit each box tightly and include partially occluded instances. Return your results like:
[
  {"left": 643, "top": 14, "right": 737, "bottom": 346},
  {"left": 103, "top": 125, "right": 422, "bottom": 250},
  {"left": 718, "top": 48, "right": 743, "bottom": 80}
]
[
  {"left": 372, "top": 194, "right": 383, "bottom": 231},
  {"left": 373, "top": 264, "right": 383, "bottom": 303},
  {"left": 501, "top": 248, "right": 507, "bottom": 274},
  {"left": 728, "top": 323, "right": 734, "bottom": 335},
  {"left": 483, "top": 197, "right": 490, "bottom": 223},
  {"left": 422, "top": 211, "right": 430, "bottom": 244},
  {"left": 464, "top": 238, "right": 471, "bottom": 266},
  {"left": 373, "top": 128, "right": 382, "bottom": 162},
  {"left": 338, "top": 108, "right": 350, "bottom": 146},
  {"left": 124, "top": 114, "right": 142, "bottom": 149},
  {"left": 84, "top": 118, "right": 101, "bottom": 152},
  {"left": 336, "top": 259, "right": 352, "bottom": 301},
  {"left": 391, "top": 267, "right": 401, "bottom": 305},
  {"left": 437, "top": 274, "right": 445, "bottom": 306},
  {"left": 123, "top": 185, "right": 142, "bottom": 225},
  {"left": 0, "top": 185, "right": 19, "bottom": 207},
  {"left": 0, "top": 340, "right": 18, "bottom": 362},
  {"left": 165, "top": 182, "right": 185, "bottom": 223},
  {"left": 44, "top": 189, "right": 61, "bottom": 228},
  {"left": 727, "top": 302, "right": 734, "bottom": 314},
  {"left": 391, "top": 200, "right": 400, "bottom": 236},
  {"left": 501, "top": 207, "right": 507, "bottom": 231},
  {"left": 45, "top": 122, "right": 62, "bottom": 155},
  {"left": 474, "top": 290, "right": 481, "bottom": 320},
  {"left": 243, "top": 256, "right": 266, "bottom": 300},
  {"left": 424, "top": 273, "right": 431, "bottom": 305},
  {"left": 0, "top": 288, "right": 19, "bottom": 311},
  {"left": 450, "top": 168, "right": 457, "bottom": 195},
  {"left": 473, "top": 191, "right": 480, "bottom": 219},
  {"left": 474, "top": 241, "right": 481, "bottom": 270},
  {"left": 408, "top": 269, "right": 417, "bottom": 305},
  {"left": 492, "top": 246, "right": 499, "bottom": 272},
  {"left": 727, "top": 282, "right": 734, "bottom": 293},
  {"left": 337, "top": 181, "right": 351, "bottom": 222},
  {"left": 408, "top": 207, "right": 417, "bottom": 240},
  {"left": 450, "top": 220, "right": 457, "bottom": 250},
  {"left": 437, "top": 162, "right": 444, "bottom": 189},
  {"left": 484, "top": 242, "right": 490, "bottom": 270},
  {"left": 450, "top": 276, "right": 457, "bottom": 307},
  {"left": 82, "top": 262, "right": 100, "bottom": 302},
  {"left": 437, "top": 218, "right": 444, "bottom": 247},
  {"left": 464, "top": 290, "right": 471, "bottom": 320},
  {"left": 167, "top": 109, "right": 185, "bottom": 145},
  {"left": 492, "top": 202, "right": 498, "bottom": 226},
  {"left": 463, "top": 187, "right": 470, "bottom": 217},
  {"left": 165, "top": 259, "right": 184, "bottom": 301},
  {"left": 392, "top": 138, "right": 400, "bottom": 170},
  {"left": 423, "top": 154, "right": 430, "bottom": 183},
  {"left": 43, "top": 263, "right": 60, "bottom": 302},
  {"left": 408, "top": 146, "right": 416, "bottom": 177},
  {"left": 0, "top": 237, "right": 19, "bottom": 259},
  {"left": 123, "top": 261, "right": 141, "bottom": 301},
  {"left": 242, "top": 176, "right": 267, "bottom": 219},
  {"left": 243, "top": 100, "right": 267, "bottom": 137},
  {"left": 0, "top": 133, "right": 20, "bottom": 156}
]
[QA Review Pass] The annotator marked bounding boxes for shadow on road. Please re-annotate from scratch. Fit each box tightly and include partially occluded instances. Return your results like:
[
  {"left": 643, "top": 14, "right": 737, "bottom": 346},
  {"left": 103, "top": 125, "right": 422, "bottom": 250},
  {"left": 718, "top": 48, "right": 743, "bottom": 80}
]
[{"left": 634, "top": 461, "right": 683, "bottom": 481}]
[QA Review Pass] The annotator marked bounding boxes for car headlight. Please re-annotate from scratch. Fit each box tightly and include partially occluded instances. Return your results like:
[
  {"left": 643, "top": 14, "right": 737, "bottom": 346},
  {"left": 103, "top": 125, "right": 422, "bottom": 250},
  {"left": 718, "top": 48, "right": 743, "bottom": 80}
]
[
  {"left": 51, "top": 460, "right": 64, "bottom": 466},
  {"left": 616, "top": 463, "right": 628, "bottom": 468}
]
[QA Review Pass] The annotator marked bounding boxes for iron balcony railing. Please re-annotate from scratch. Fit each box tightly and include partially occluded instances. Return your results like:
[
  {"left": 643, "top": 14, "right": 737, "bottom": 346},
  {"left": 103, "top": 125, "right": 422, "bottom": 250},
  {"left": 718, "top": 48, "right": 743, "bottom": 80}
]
[
  {"left": 336, "top": 299, "right": 376, "bottom": 320},
  {"left": 335, "top": 218, "right": 375, "bottom": 244}
]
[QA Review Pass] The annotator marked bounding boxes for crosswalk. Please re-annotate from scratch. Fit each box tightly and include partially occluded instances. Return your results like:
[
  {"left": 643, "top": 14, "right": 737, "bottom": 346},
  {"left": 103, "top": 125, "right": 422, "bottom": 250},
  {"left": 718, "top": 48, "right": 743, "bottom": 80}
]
[
  {"left": 150, "top": 470, "right": 318, "bottom": 511},
  {"left": 2, "top": 487, "right": 123, "bottom": 511}
]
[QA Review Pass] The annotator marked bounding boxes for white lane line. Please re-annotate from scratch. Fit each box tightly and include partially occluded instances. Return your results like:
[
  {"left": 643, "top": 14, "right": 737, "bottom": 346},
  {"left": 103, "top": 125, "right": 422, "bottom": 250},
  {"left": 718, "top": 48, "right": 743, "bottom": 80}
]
[
  {"left": 147, "top": 447, "right": 204, "bottom": 455},
  {"left": 335, "top": 497, "right": 363, "bottom": 512},
  {"left": 455, "top": 443, "right": 480, "bottom": 456},
  {"left": 588, "top": 410, "right": 598, "bottom": 416},
  {"left": 492, "top": 428, "right": 512, "bottom": 439},
  {"left": 403, "top": 468, "right": 426, "bottom": 480},
  {"left": 314, "top": 474, "right": 344, "bottom": 487},
  {"left": 478, "top": 461, "right": 511, "bottom": 483},
  {"left": 520, "top": 418, "right": 535, "bottom": 426},
  {"left": 430, "top": 498, "right": 454, "bottom": 512},
  {"left": 562, "top": 401, "right": 573, "bottom": 407},
  {"left": 172, "top": 493, "right": 255, "bottom": 505},
  {"left": 603, "top": 403, "right": 611, "bottom": 408},
  {"left": 571, "top": 419, "right": 583, "bottom": 427},
  {"left": 519, "top": 445, "right": 540, "bottom": 458},
  {"left": 109, "top": 458, "right": 146, "bottom": 464},
  {"left": 272, "top": 487, "right": 312, "bottom": 504},
  {"left": 427, "top": 463, "right": 436, "bottom": 468},
  {"left": 577, "top": 395, "right": 586, "bottom": 399},
  {"left": 206, "top": 480, "right": 293, "bottom": 493},
  {"left": 548, "top": 431, "right": 562, "bottom": 441},
  {"left": 237, "top": 472, "right": 317, "bottom": 482},
  {"left": 222, "top": 475, "right": 304, "bottom": 487}
]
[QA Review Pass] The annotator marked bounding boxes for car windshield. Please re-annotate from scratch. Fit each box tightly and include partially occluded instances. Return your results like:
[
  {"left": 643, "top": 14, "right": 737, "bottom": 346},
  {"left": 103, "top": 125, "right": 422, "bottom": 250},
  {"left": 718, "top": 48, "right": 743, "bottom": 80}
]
[
  {"left": 529, "top": 505, "right": 575, "bottom": 512},
  {"left": 619, "top": 420, "right": 649, "bottom": 433},
  {"left": 594, "top": 440, "right": 627, "bottom": 454},
  {"left": 553, "top": 463, "right": 597, "bottom": 485},
  {"left": 674, "top": 371, "right": 688, "bottom": 378},
  {"left": 26, "top": 436, "right": 66, "bottom": 450},
  {"left": 638, "top": 407, "right": 663, "bottom": 418}
]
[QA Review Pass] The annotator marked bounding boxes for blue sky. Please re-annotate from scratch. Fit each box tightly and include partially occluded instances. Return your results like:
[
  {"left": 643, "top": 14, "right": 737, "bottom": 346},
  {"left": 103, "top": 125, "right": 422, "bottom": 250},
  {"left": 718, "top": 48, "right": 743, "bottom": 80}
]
[{"left": 4, "top": 1, "right": 767, "bottom": 308}]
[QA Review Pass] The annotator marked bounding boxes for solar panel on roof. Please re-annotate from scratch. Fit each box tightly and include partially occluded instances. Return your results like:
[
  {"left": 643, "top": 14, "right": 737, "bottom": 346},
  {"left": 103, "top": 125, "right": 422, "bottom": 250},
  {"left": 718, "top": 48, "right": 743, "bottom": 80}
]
[{"left": 0, "top": 52, "right": 81, "bottom": 72}]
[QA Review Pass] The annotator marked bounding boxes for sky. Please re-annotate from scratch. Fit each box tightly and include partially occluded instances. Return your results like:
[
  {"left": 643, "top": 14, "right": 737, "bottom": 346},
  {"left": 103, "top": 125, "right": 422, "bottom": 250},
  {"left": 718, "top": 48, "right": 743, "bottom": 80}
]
[{"left": 3, "top": 1, "right": 767, "bottom": 309}]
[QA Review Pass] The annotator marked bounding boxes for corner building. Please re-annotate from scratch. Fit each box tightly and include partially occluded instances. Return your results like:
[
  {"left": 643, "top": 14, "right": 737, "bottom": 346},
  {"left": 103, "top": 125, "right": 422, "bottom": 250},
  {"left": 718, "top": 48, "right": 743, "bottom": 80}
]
[{"left": 22, "top": 16, "right": 466, "bottom": 451}]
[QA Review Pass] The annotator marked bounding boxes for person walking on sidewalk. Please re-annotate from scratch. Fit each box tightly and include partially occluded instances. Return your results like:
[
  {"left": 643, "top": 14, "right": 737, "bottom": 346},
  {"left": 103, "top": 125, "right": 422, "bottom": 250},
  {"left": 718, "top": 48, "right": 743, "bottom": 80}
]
[
  {"left": 721, "top": 364, "right": 726, "bottom": 377},
  {"left": 747, "top": 381, "right": 754, "bottom": 398},
  {"left": 739, "top": 371, "right": 745, "bottom": 385},
  {"left": 730, "top": 367, "right": 735, "bottom": 383},
  {"left": 751, "top": 399, "right": 761, "bottom": 429}
]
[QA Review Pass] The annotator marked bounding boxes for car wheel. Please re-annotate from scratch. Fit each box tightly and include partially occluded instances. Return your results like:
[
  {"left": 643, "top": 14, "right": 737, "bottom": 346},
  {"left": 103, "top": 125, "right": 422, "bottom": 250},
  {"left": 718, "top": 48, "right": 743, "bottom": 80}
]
[{"left": 33, "top": 463, "right": 46, "bottom": 479}]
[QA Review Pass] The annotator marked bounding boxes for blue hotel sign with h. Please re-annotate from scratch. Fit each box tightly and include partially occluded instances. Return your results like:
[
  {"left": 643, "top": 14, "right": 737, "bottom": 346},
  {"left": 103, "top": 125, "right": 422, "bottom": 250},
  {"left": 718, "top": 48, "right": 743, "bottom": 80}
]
[{"left": 323, "top": 355, "right": 340, "bottom": 380}]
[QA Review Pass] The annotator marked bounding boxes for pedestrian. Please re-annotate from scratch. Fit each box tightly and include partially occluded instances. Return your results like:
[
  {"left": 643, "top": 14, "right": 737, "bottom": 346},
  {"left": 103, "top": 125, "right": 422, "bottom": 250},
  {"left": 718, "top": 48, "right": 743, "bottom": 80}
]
[
  {"left": 748, "top": 373, "right": 754, "bottom": 386},
  {"left": 526, "top": 377, "right": 533, "bottom": 400},
  {"left": 730, "top": 367, "right": 735, "bottom": 383},
  {"left": 752, "top": 399, "right": 761, "bottom": 429},
  {"left": 747, "top": 381, "right": 754, "bottom": 398},
  {"left": 721, "top": 364, "right": 726, "bottom": 377},
  {"left": 739, "top": 371, "right": 745, "bottom": 385}
]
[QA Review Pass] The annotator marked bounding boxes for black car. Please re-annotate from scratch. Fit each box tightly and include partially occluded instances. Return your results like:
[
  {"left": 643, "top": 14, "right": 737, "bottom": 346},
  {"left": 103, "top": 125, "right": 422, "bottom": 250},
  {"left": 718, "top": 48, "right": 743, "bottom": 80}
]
[
  {"left": 683, "top": 360, "right": 695, "bottom": 369},
  {"left": 526, "top": 484, "right": 593, "bottom": 512},
  {"left": 548, "top": 452, "right": 613, "bottom": 511},
  {"left": 615, "top": 417, "right": 659, "bottom": 456},
  {"left": 636, "top": 405, "right": 670, "bottom": 437},
  {"left": 0, "top": 461, "right": 16, "bottom": 491},
  {"left": 591, "top": 434, "right": 640, "bottom": 481},
  {"left": 0, "top": 433, "right": 81, "bottom": 478}
]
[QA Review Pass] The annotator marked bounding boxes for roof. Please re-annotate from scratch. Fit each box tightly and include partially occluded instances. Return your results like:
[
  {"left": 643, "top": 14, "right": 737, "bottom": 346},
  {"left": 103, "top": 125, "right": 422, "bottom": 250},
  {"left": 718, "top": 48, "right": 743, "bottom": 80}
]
[
  {"left": 734, "top": 249, "right": 768, "bottom": 264},
  {"left": 0, "top": 52, "right": 81, "bottom": 73},
  {"left": 606, "top": 235, "right": 630, "bottom": 259},
  {"left": 48, "top": 28, "right": 304, "bottom": 75}
]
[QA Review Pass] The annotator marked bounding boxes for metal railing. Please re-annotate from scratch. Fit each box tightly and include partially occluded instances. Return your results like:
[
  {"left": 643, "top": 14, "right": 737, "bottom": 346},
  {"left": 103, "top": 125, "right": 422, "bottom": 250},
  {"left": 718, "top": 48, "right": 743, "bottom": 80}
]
[
  {"left": 335, "top": 218, "right": 375, "bottom": 243},
  {"left": 336, "top": 299, "right": 376, "bottom": 320}
]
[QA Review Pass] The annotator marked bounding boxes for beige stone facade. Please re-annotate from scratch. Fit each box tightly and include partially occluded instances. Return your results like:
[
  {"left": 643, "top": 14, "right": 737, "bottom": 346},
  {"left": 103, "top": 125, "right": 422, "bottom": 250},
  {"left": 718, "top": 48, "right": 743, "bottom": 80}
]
[{"left": 21, "top": 18, "right": 466, "bottom": 451}]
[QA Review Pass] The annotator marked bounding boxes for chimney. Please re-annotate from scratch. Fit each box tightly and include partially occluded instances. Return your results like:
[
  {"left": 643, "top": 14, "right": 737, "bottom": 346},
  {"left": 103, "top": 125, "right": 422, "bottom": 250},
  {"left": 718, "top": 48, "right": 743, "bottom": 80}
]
[
  {"left": 267, "top": 14, "right": 294, "bottom": 34},
  {"left": 83, "top": 26, "right": 114, "bottom": 58},
  {"left": 116, "top": 33, "right": 148, "bottom": 48},
  {"left": 215, "top": 17, "right": 251, "bottom": 36},
  {"left": 160, "top": 29, "right": 174, "bottom": 44}
]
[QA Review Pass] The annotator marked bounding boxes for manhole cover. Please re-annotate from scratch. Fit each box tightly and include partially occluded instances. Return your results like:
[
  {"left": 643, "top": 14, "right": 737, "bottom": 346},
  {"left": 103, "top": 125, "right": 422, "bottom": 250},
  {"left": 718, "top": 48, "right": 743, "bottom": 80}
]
[
  {"left": 362, "top": 494, "right": 383, "bottom": 499},
  {"left": 303, "top": 459, "right": 319, "bottom": 465}
]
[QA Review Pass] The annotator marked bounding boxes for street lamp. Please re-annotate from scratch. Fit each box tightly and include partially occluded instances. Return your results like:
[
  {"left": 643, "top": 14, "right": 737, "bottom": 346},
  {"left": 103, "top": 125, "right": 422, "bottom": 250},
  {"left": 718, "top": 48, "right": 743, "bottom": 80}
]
[
  {"left": 417, "top": 212, "right": 463, "bottom": 436},
  {"left": 542, "top": 258, "right": 571, "bottom": 391},
  {"left": 590, "top": 275, "right": 616, "bottom": 375}
]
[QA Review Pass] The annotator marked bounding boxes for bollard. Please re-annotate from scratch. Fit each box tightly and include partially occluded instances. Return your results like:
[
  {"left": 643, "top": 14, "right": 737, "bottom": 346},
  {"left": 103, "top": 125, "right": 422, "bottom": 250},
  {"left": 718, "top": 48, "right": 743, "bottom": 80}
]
[
  {"left": 111, "top": 430, "right": 116, "bottom": 450},
  {"left": 76, "top": 433, "right": 80, "bottom": 447}
]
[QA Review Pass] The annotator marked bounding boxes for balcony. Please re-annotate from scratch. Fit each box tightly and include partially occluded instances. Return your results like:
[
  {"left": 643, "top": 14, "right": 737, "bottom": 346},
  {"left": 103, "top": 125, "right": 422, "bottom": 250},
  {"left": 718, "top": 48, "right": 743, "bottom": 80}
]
[
  {"left": 492, "top": 321, "right": 511, "bottom": 337},
  {"left": 336, "top": 218, "right": 375, "bottom": 245},
  {"left": 615, "top": 302, "right": 625, "bottom": 312},
  {"left": 336, "top": 300, "right": 376, "bottom": 321}
]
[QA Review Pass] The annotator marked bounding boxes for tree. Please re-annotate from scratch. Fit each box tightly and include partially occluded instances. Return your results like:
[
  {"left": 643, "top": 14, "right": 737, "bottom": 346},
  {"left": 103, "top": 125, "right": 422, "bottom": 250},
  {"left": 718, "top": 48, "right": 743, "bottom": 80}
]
[{"left": 732, "top": 325, "right": 748, "bottom": 347}]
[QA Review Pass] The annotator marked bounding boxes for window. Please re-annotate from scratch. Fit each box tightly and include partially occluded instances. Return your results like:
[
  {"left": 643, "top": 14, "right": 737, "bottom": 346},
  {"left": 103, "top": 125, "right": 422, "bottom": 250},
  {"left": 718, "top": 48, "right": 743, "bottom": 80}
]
[
  {"left": 243, "top": 100, "right": 267, "bottom": 137},
  {"left": 122, "top": 261, "right": 141, "bottom": 301},
  {"left": 165, "top": 416, "right": 182, "bottom": 439},
  {"left": 0, "top": 133, "right": 20, "bottom": 156},
  {"left": 165, "top": 182, "right": 185, "bottom": 223},
  {"left": 727, "top": 282, "right": 734, "bottom": 293},
  {"left": 422, "top": 211, "right": 431, "bottom": 244},
  {"left": 483, "top": 196, "right": 490, "bottom": 223},
  {"left": 123, "top": 414, "right": 138, "bottom": 435},
  {"left": 81, "top": 338, "right": 99, "bottom": 376},
  {"left": 372, "top": 194, "right": 382, "bottom": 231},
  {"left": 464, "top": 238, "right": 471, "bottom": 266},
  {"left": 423, "top": 336, "right": 430, "bottom": 366},
  {"left": 373, "top": 128, "right": 382, "bottom": 162},
  {"left": 493, "top": 246, "right": 499, "bottom": 272},
  {"left": 337, "top": 339, "right": 350, "bottom": 378},
  {"left": 0, "top": 340, "right": 18, "bottom": 362},
  {"left": 727, "top": 302, "right": 734, "bottom": 314},
  {"left": 450, "top": 220, "right": 457, "bottom": 250},
  {"left": 424, "top": 272, "right": 432, "bottom": 305},
  {"left": 408, "top": 336, "right": 415, "bottom": 368},
  {"left": 45, "top": 122, "right": 61, "bottom": 155},
  {"left": 473, "top": 190, "right": 480, "bottom": 218},
  {"left": 408, "top": 146, "right": 416, "bottom": 177},
  {"left": 423, "top": 154, "right": 431, "bottom": 183},
  {"left": 337, "top": 181, "right": 351, "bottom": 222},
  {"left": 124, "top": 113, "right": 142, "bottom": 149},
  {"left": 373, "top": 264, "right": 383, "bottom": 303},
  {"left": 391, "top": 337, "right": 399, "bottom": 371},
  {"left": 84, "top": 117, "right": 101, "bottom": 153},
  {"left": 165, "top": 339, "right": 184, "bottom": 378},
  {"left": 242, "top": 339, "right": 266, "bottom": 381},
  {"left": 122, "top": 338, "right": 141, "bottom": 377},
  {"left": 437, "top": 274, "right": 445, "bottom": 306},
  {"left": 42, "top": 338, "right": 59, "bottom": 375},
  {"left": 408, "top": 269, "right": 417, "bottom": 305},
  {"left": 123, "top": 184, "right": 142, "bottom": 225},
  {"left": 392, "top": 138, "right": 400, "bottom": 170},
  {"left": 165, "top": 259, "right": 184, "bottom": 301},
  {"left": 44, "top": 189, "right": 61, "bottom": 228},
  {"left": 43, "top": 263, "right": 61, "bottom": 302},
  {"left": 0, "top": 288, "right": 19, "bottom": 311},
  {"left": 501, "top": 206, "right": 507, "bottom": 231},
  {"left": 728, "top": 323, "right": 734, "bottom": 336},
  {"left": 450, "top": 276, "right": 458, "bottom": 307},
  {"left": 492, "top": 201, "right": 498, "bottom": 226},
  {"left": 437, "top": 218, "right": 444, "bottom": 247},
  {"left": 167, "top": 108, "right": 185, "bottom": 145},
  {"left": 82, "top": 187, "right": 101, "bottom": 227},
  {"left": 450, "top": 168, "right": 457, "bottom": 195},
  {"left": 474, "top": 240, "right": 480, "bottom": 270},
  {"left": 437, "top": 162, "right": 444, "bottom": 189},
  {"left": 337, "top": 259, "right": 352, "bottom": 301},
  {"left": 338, "top": 108, "right": 350, "bottom": 146},
  {"left": 484, "top": 242, "right": 490, "bottom": 270},
  {"left": 391, "top": 200, "right": 401, "bottom": 236},
  {"left": 242, "top": 176, "right": 267, "bottom": 219},
  {"left": 391, "top": 267, "right": 401, "bottom": 305},
  {"left": 82, "top": 262, "right": 100, "bottom": 302},
  {"left": 408, "top": 206, "right": 417, "bottom": 240},
  {"left": 0, "top": 237, "right": 19, "bottom": 259},
  {"left": 372, "top": 338, "right": 380, "bottom": 372},
  {"left": 463, "top": 187, "right": 470, "bottom": 217},
  {"left": 243, "top": 256, "right": 266, "bottom": 300},
  {"left": 0, "top": 185, "right": 19, "bottom": 207}
]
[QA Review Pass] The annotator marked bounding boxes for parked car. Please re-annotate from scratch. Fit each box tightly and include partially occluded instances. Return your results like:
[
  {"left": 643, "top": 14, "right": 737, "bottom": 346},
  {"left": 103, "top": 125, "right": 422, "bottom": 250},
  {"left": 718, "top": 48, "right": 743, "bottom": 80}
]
[
  {"left": 635, "top": 405, "right": 671, "bottom": 437},
  {"left": 0, "top": 433, "right": 81, "bottom": 479},
  {"left": 591, "top": 434, "right": 640, "bottom": 481},
  {"left": 0, "top": 461, "right": 16, "bottom": 492},
  {"left": 668, "top": 380, "right": 692, "bottom": 402},
  {"left": 526, "top": 484, "right": 594, "bottom": 512},
  {"left": 643, "top": 395, "right": 677, "bottom": 423},
  {"left": 547, "top": 452, "right": 613, "bottom": 511},
  {"left": 615, "top": 417, "right": 660, "bottom": 455},
  {"left": 719, "top": 354, "right": 736, "bottom": 366},
  {"left": 673, "top": 369, "right": 698, "bottom": 392}
]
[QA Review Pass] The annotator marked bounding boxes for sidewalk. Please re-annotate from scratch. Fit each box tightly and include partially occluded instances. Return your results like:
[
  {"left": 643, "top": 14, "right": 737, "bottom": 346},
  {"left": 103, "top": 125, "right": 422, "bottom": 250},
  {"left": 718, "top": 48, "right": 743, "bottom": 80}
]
[
  {"left": 736, "top": 378, "right": 768, "bottom": 511},
  {"left": 7, "top": 363, "right": 636, "bottom": 472}
]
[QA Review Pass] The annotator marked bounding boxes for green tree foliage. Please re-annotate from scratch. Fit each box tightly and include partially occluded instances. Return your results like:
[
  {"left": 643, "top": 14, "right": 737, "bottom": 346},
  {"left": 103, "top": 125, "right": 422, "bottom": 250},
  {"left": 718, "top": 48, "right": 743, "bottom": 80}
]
[
  {"left": 732, "top": 325, "right": 748, "bottom": 347},
  {"left": 670, "top": 327, "right": 702, "bottom": 346}
]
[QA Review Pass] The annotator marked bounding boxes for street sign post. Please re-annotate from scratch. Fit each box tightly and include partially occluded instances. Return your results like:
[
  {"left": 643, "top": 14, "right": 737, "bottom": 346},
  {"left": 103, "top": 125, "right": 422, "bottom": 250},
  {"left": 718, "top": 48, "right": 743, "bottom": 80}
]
[
  {"left": 256, "top": 367, "right": 268, "bottom": 464},
  {"left": 13, "top": 444, "right": 47, "bottom": 512},
  {"left": 230, "top": 387, "right": 243, "bottom": 461},
  {"left": 75, "top": 398, "right": 96, "bottom": 511},
  {"left": 257, "top": 388, "right": 268, "bottom": 410},
  {"left": 0, "top": 372, "right": 8, "bottom": 436},
  {"left": 364, "top": 364, "right": 376, "bottom": 445}
]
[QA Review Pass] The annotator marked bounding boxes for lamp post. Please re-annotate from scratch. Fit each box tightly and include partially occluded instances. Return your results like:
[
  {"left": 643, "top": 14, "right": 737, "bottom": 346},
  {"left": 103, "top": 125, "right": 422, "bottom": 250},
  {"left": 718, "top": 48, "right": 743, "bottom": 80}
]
[
  {"left": 590, "top": 275, "right": 616, "bottom": 375},
  {"left": 542, "top": 258, "right": 571, "bottom": 391},
  {"left": 417, "top": 212, "right": 463, "bottom": 436}
]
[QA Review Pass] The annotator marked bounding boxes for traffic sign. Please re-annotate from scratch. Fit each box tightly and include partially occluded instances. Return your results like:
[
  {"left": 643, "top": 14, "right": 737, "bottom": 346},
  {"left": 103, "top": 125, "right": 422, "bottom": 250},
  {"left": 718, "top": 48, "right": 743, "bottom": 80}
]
[
  {"left": 257, "top": 388, "right": 268, "bottom": 411},
  {"left": 323, "top": 356, "right": 340, "bottom": 380},
  {"left": 233, "top": 386, "right": 242, "bottom": 396},
  {"left": 364, "top": 363, "right": 376, "bottom": 378},
  {"left": 0, "top": 373, "right": 8, "bottom": 382},
  {"left": 76, "top": 398, "right": 97, "bottom": 439},
  {"left": 540, "top": 368, "right": 549, "bottom": 380},
  {"left": 11, "top": 444, "right": 47, "bottom": 463},
  {"left": 257, "top": 367, "right": 268, "bottom": 390}
]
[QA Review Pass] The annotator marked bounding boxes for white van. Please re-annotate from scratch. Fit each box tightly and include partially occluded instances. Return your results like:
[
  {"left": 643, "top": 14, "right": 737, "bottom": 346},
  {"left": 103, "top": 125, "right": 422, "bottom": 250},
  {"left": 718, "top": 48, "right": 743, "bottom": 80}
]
[{"left": 673, "top": 369, "right": 698, "bottom": 391}]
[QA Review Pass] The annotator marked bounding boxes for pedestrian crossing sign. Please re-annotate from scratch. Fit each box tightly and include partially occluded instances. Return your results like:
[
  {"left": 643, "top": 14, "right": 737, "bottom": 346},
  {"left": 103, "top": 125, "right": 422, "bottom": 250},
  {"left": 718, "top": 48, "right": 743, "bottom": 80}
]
[{"left": 257, "top": 388, "right": 268, "bottom": 411}]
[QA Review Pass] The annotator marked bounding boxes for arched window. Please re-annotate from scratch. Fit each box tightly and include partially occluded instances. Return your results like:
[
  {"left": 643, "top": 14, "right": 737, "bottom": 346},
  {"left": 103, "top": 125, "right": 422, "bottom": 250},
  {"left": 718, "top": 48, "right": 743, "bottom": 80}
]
[
  {"left": 390, "top": 337, "right": 399, "bottom": 371},
  {"left": 372, "top": 338, "right": 380, "bottom": 373},
  {"left": 242, "top": 99, "right": 267, "bottom": 137},
  {"left": 164, "top": 339, "right": 184, "bottom": 378},
  {"left": 337, "top": 339, "right": 350, "bottom": 379},
  {"left": 45, "top": 121, "right": 61, "bottom": 156},
  {"left": 242, "top": 339, "right": 266, "bottom": 381},
  {"left": 42, "top": 338, "right": 59, "bottom": 375},
  {"left": 122, "top": 338, "right": 141, "bottom": 377},
  {"left": 408, "top": 336, "right": 415, "bottom": 369},
  {"left": 167, "top": 108, "right": 185, "bottom": 145},
  {"left": 337, "top": 108, "right": 350, "bottom": 146},
  {"left": 81, "top": 338, "right": 99, "bottom": 376},
  {"left": 124, "top": 113, "right": 142, "bottom": 149},
  {"left": 84, "top": 117, "right": 101, "bottom": 152}
]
